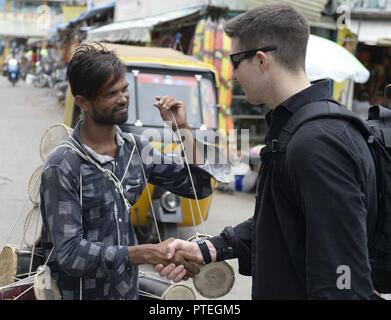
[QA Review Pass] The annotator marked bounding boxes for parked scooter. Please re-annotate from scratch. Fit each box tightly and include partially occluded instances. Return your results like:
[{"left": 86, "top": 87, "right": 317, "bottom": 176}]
[
  {"left": 54, "top": 80, "right": 68, "bottom": 101},
  {"left": 7, "top": 58, "right": 19, "bottom": 86},
  {"left": 33, "top": 60, "right": 54, "bottom": 88}
]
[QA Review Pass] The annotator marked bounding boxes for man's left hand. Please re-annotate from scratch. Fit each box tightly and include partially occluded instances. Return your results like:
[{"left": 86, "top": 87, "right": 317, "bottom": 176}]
[{"left": 153, "top": 95, "right": 189, "bottom": 131}]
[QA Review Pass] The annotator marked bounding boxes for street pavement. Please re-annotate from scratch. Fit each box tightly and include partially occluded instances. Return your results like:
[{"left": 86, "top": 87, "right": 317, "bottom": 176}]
[{"left": 0, "top": 75, "right": 254, "bottom": 300}]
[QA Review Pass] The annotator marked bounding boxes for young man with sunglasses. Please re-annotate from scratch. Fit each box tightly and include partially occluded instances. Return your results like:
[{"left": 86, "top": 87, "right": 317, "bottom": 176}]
[{"left": 155, "top": 3, "right": 378, "bottom": 299}]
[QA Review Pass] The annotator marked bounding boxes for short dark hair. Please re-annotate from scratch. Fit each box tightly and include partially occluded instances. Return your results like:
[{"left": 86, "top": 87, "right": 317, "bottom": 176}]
[
  {"left": 67, "top": 42, "right": 126, "bottom": 100},
  {"left": 224, "top": 3, "right": 309, "bottom": 73}
]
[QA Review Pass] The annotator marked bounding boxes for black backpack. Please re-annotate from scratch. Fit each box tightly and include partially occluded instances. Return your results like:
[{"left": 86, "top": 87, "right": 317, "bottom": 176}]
[{"left": 261, "top": 99, "right": 391, "bottom": 293}]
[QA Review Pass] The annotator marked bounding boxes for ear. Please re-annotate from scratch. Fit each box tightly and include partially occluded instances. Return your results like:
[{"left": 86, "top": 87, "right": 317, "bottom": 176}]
[
  {"left": 74, "top": 95, "right": 91, "bottom": 113},
  {"left": 255, "top": 51, "right": 269, "bottom": 73}
]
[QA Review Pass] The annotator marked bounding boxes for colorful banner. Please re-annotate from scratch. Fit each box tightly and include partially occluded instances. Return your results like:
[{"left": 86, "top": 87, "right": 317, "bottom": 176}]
[{"left": 192, "top": 18, "right": 234, "bottom": 131}]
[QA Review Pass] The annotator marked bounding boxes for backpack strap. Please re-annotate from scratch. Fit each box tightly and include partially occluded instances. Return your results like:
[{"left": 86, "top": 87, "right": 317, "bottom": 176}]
[
  {"left": 260, "top": 99, "right": 372, "bottom": 157},
  {"left": 368, "top": 104, "right": 391, "bottom": 126}
]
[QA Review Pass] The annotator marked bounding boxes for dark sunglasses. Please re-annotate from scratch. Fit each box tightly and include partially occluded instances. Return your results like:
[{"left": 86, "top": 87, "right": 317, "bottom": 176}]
[{"left": 229, "top": 46, "right": 277, "bottom": 69}]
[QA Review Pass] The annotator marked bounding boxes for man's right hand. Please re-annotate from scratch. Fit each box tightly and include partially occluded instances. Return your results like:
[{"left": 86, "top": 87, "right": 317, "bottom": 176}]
[
  {"left": 128, "top": 238, "right": 204, "bottom": 282},
  {"left": 154, "top": 239, "right": 217, "bottom": 282}
]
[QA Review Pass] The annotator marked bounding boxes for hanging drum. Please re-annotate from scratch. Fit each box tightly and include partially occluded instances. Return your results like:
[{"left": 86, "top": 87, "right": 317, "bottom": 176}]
[
  {"left": 0, "top": 265, "right": 61, "bottom": 300},
  {"left": 23, "top": 206, "right": 42, "bottom": 249},
  {"left": 138, "top": 272, "right": 196, "bottom": 300},
  {"left": 27, "top": 166, "right": 42, "bottom": 205},
  {"left": 0, "top": 245, "right": 45, "bottom": 286},
  {"left": 193, "top": 261, "right": 235, "bottom": 299},
  {"left": 39, "top": 124, "right": 72, "bottom": 162},
  {"left": 188, "top": 234, "right": 235, "bottom": 299}
]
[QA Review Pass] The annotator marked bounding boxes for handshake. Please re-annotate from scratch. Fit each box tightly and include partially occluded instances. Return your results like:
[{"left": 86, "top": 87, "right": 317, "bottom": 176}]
[{"left": 128, "top": 238, "right": 217, "bottom": 282}]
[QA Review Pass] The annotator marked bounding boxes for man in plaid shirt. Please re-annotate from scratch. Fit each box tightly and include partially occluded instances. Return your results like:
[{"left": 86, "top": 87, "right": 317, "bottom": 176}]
[{"left": 40, "top": 43, "right": 231, "bottom": 300}]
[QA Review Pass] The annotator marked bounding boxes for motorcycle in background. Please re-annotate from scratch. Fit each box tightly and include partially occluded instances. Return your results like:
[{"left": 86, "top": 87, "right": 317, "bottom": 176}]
[
  {"left": 33, "top": 60, "right": 54, "bottom": 88},
  {"left": 7, "top": 58, "right": 19, "bottom": 86}
]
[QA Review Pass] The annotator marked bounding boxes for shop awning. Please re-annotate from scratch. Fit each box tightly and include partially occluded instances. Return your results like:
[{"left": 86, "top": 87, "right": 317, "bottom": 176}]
[
  {"left": 351, "top": 19, "right": 391, "bottom": 45},
  {"left": 87, "top": 6, "right": 202, "bottom": 43},
  {"left": 285, "top": 0, "right": 329, "bottom": 23},
  {"left": 74, "top": 1, "right": 115, "bottom": 23},
  {"left": 56, "top": 2, "right": 114, "bottom": 31}
]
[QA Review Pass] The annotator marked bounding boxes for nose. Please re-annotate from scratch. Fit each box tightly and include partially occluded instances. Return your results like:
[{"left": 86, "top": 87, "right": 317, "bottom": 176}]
[{"left": 118, "top": 91, "right": 129, "bottom": 105}]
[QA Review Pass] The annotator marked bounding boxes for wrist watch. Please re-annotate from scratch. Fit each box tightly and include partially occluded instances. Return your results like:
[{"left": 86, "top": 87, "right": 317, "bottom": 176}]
[{"left": 196, "top": 239, "right": 212, "bottom": 264}]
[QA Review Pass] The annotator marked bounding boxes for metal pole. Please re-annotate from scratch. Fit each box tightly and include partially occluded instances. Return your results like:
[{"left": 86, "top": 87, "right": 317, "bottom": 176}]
[
  {"left": 195, "top": 74, "right": 205, "bottom": 129},
  {"left": 132, "top": 69, "right": 142, "bottom": 126}
]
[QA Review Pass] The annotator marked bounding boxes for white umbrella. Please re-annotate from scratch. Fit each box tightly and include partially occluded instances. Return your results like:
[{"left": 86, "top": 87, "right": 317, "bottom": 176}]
[{"left": 305, "top": 34, "right": 370, "bottom": 84}]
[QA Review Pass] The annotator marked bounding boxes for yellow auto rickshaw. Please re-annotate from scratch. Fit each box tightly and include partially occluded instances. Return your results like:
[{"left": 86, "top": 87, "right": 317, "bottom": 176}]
[{"left": 64, "top": 43, "right": 231, "bottom": 242}]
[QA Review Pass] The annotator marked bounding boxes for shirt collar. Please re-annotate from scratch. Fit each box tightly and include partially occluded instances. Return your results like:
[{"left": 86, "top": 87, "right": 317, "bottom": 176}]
[
  {"left": 71, "top": 120, "right": 131, "bottom": 165},
  {"left": 278, "top": 79, "right": 333, "bottom": 114},
  {"left": 265, "top": 79, "right": 333, "bottom": 124}
]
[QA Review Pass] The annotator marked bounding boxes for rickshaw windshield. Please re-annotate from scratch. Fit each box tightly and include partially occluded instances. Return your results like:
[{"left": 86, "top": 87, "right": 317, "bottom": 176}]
[{"left": 126, "top": 71, "right": 217, "bottom": 129}]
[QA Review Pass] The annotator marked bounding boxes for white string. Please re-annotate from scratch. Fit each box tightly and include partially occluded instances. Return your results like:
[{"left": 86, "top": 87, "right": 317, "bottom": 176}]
[
  {"left": 60, "top": 137, "right": 134, "bottom": 213},
  {"left": 12, "top": 285, "right": 34, "bottom": 300},
  {"left": 121, "top": 144, "right": 136, "bottom": 183},
  {"left": 2, "top": 197, "right": 32, "bottom": 249},
  {"left": 10, "top": 263, "right": 50, "bottom": 300},
  {"left": 128, "top": 134, "right": 162, "bottom": 243},
  {"left": 21, "top": 207, "right": 34, "bottom": 249},
  {"left": 138, "top": 271, "right": 170, "bottom": 299},
  {"left": 19, "top": 165, "right": 43, "bottom": 251},
  {"left": 79, "top": 171, "right": 83, "bottom": 301},
  {"left": 139, "top": 271, "right": 170, "bottom": 284},
  {"left": 42, "top": 246, "right": 54, "bottom": 270},
  {"left": 13, "top": 271, "right": 37, "bottom": 278},
  {"left": 2, "top": 162, "right": 44, "bottom": 251},
  {"left": 28, "top": 205, "right": 41, "bottom": 276},
  {"left": 188, "top": 199, "right": 198, "bottom": 237},
  {"left": 169, "top": 111, "right": 208, "bottom": 236},
  {"left": 139, "top": 290, "right": 163, "bottom": 300}
]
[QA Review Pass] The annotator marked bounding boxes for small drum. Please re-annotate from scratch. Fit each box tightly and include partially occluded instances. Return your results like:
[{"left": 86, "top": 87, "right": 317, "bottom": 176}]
[
  {"left": 0, "top": 266, "right": 61, "bottom": 300},
  {"left": 23, "top": 206, "right": 42, "bottom": 249},
  {"left": 0, "top": 245, "right": 44, "bottom": 286},
  {"left": 138, "top": 273, "right": 196, "bottom": 300},
  {"left": 188, "top": 234, "right": 235, "bottom": 299},
  {"left": 193, "top": 261, "right": 235, "bottom": 299},
  {"left": 39, "top": 124, "right": 72, "bottom": 162},
  {"left": 27, "top": 166, "right": 42, "bottom": 205}
]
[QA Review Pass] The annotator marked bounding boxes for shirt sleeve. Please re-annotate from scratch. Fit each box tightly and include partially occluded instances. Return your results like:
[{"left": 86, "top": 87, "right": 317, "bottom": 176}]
[
  {"left": 40, "top": 166, "right": 131, "bottom": 280},
  {"left": 286, "top": 123, "right": 374, "bottom": 299},
  {"left": 209, "top": 217, "right": 253, "bottom": 276},
  {"left": 135, "top": 134, "right": 232, "bottom": 200}
]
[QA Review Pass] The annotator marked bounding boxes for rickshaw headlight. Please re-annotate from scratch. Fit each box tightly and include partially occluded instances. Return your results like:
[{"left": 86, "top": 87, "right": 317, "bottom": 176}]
[{"left": 161, "top": 192, "right": 180, "bottom": 212}]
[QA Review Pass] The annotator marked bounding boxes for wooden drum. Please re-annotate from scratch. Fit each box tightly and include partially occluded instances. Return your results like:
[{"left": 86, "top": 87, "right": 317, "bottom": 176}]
[
  {"left": 0, "top": 245, "right": 44, "bottom": 286},
  {"left": 0, "top": 266, "right": 61, "bottom": 300}
]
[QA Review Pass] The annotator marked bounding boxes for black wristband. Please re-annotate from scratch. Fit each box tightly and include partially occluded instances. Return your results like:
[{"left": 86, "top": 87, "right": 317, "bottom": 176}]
[{"left": 196, "top": 239, "right": 212, "bottom": 264}]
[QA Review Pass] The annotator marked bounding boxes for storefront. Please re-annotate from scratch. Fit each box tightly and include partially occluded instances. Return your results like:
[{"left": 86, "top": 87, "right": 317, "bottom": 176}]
[
  {"left": 350, "top": 19, "right": 391, "bottom": 115},
  {"left": 87, "top": 0, "right": 334, "bottom": 147}
]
